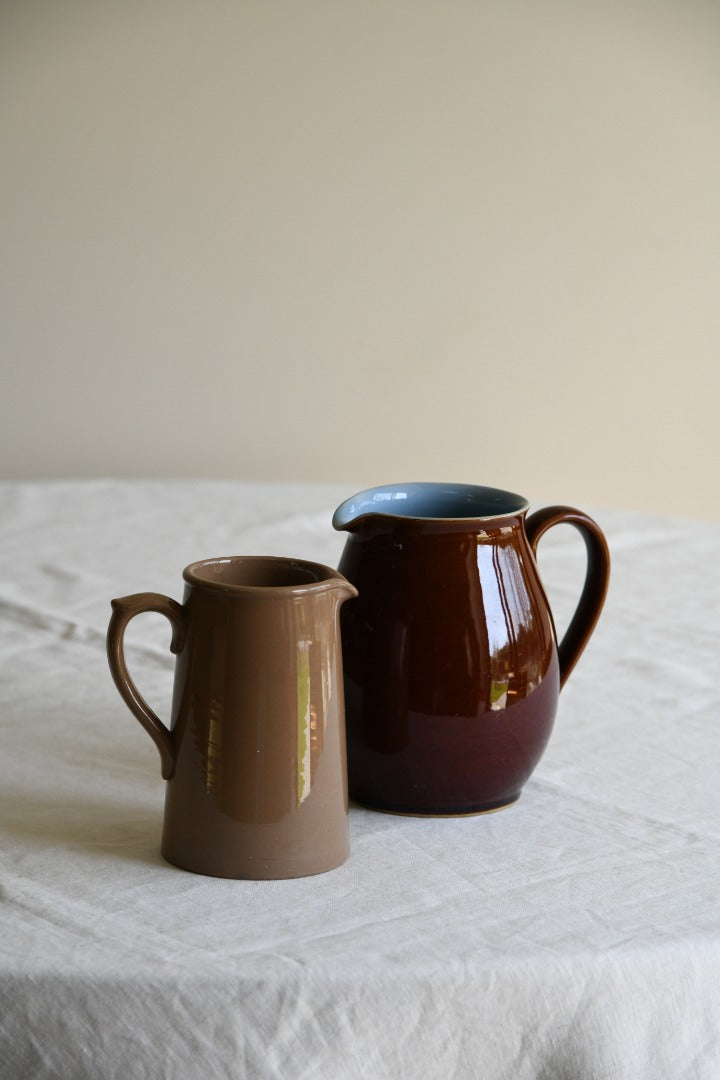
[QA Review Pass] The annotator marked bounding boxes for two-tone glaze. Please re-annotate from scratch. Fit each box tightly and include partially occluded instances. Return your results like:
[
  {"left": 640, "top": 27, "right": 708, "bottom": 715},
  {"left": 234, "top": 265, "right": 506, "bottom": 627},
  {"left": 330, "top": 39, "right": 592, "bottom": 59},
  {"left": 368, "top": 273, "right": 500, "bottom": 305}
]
[{"left": 333, "top": 483, "right": 610, "bottom": 815}]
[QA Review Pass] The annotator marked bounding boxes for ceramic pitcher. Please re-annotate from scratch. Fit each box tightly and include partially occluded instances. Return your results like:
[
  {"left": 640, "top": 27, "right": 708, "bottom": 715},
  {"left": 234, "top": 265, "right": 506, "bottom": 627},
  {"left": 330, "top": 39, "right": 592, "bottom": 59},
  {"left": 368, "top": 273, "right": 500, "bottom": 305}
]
[
  {"left": 333, "top": 484, "right": 610, "bottom": 815},
  {"left": 107, "top": 556, "right": 357, "bottom": 878}
]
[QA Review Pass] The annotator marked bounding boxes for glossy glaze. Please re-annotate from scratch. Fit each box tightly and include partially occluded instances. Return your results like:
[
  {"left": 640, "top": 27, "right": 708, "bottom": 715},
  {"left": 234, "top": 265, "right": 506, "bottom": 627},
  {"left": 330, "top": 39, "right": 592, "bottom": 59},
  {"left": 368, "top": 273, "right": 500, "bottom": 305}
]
[
  {"left": 107, "top": 556, "right": 357, "bottom": 878},
  {"left": 333, "top": 484, "right": 610, "bottom": 815}
]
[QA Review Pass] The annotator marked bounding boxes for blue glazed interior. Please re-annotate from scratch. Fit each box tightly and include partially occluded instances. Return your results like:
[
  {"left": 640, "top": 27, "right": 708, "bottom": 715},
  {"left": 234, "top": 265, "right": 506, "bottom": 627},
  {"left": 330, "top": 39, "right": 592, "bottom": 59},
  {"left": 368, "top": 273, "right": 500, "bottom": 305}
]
[{"left": 333, "top": 483, "right": 528, "bottom": 528}]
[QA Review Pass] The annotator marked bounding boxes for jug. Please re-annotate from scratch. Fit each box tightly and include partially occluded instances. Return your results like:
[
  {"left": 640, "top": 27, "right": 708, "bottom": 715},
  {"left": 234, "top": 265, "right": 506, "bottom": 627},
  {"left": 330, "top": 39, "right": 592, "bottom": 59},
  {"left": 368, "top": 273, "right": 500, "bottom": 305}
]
[
  {"left": 333, "top": 484, "right": 610, "bottom": 815},
  {"left": 107, "top": 555, "right": 357, "bottom": 878}
]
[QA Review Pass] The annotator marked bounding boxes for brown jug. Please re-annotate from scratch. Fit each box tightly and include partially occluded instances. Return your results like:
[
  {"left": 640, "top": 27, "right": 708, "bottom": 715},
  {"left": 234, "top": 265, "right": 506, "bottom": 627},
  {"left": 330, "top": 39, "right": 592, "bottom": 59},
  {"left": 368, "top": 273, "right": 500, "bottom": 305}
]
[
  {"left": 333, "top": 484, "right": 610, "bottom": 815},
  {"left": 107, "top": 556, "right": 357, "bottom": 878}
]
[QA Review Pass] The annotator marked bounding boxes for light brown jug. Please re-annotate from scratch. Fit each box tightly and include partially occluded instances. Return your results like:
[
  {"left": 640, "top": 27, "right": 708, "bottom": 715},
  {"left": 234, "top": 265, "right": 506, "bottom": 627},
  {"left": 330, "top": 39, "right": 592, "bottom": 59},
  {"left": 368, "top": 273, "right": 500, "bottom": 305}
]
[{"left": 107, "top": 556, "right": 357, "bottom": 879}]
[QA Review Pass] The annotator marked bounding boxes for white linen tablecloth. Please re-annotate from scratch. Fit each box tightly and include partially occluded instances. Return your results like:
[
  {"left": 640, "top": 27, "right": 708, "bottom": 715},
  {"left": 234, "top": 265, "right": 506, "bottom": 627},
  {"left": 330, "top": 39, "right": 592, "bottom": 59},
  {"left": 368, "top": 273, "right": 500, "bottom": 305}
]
[{"left": 1, "top": 480, "right": 718, "bottom": 1079}]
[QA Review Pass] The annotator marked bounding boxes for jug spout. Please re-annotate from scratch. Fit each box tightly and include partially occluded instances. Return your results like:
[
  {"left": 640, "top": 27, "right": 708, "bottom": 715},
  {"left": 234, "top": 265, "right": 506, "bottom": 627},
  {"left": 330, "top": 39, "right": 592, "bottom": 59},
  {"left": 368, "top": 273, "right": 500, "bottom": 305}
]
[
  {"left": 333, "top": 483, "right": 428, "bottom": 532},
  {"left": 332, "top": 490, "right": 385, "bottom": 532},
  {"left": 330, "top": 575, "right": 358, "bottom": 601}
]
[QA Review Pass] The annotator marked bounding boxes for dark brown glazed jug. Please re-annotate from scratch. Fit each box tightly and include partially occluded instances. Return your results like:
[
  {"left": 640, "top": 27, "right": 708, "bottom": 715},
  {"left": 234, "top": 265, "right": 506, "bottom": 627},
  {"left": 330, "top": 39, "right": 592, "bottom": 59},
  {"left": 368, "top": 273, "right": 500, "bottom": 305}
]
[
  {"left": 107, "top": 556, "right": 357, "bottom": 878},
  {"left": 333, "top": 484, "right": 610, "bottom": 815}
]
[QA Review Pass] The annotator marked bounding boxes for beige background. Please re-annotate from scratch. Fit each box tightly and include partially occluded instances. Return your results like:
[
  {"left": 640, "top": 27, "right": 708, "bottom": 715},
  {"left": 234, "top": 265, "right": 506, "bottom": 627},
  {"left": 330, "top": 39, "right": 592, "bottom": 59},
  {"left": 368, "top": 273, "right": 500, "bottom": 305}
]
[{"left": 1, "top": 0, "right": 718, "bottom": 519}]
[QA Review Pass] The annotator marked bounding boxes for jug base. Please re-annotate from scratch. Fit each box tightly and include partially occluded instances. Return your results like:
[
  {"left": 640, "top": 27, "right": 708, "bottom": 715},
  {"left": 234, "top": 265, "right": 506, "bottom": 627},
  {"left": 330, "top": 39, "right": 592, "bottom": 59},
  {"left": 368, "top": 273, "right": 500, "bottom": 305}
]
[
  {"left": 351, "top": 793, "right": 520, "bottom": 818},
  {"left": 161, "top": 841, "right": 349, "bottom": 880}
]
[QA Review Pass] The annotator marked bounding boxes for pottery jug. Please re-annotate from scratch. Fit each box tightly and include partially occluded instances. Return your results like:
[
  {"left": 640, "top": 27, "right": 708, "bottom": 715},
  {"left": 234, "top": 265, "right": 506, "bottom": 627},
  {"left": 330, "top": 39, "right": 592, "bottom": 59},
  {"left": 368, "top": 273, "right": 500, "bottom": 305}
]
[
  {"left": 333, "top": 484, "right": 610, "bottom": 815},
  {"left": 107, "top": 556, "right": 357, "bottom": 878}
]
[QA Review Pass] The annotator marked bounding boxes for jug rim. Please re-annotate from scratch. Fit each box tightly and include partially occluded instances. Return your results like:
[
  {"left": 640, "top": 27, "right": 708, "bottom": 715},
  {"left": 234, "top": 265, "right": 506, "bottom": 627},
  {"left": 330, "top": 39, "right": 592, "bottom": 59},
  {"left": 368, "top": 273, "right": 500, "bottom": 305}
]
[
  {"left": 333, "top": 482, "right": 529, "bottom": 529},
  {"left": 183, "top": 555, "right": 356, "bottom": 597}
]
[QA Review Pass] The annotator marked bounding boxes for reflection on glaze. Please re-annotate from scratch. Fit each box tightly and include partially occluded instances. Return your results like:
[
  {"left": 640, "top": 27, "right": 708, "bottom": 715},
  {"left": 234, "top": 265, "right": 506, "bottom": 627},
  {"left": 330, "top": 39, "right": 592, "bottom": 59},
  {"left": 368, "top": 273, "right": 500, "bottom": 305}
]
[
  {"left": 206, "top": 696, "right": 223, "bottom": 792},
  {"left": 476, "top": 536, "right": 544, "bottom": 711},
  {"left": 295, "top": 615, "right": 336, "bottom": 807},
  {"left": 296, "top": 640, "right": 311, "bottom": 805},
  {"left": 201, "top": 620, "right": 229, "bottom": 794}
]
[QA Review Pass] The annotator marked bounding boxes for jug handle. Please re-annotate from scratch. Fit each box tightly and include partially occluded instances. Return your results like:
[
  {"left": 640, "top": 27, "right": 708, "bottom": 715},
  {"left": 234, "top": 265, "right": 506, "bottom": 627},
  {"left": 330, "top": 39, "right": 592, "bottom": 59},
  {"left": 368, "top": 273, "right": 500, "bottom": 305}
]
[
  {"left": 525, "top": 507, "right": 610, "bottom": 690},
  {"left": 106, "top": 593, "right": 186, "bottom": 780}
]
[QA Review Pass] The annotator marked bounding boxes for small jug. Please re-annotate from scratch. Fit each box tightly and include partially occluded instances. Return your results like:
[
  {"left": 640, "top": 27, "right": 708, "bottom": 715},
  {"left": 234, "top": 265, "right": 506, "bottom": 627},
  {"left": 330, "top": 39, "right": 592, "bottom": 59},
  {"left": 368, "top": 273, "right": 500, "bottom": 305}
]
[
  {"left": 107, "top": 556, "right": 357, "bottom": 878},
  {"left": 333, "top": 483, "right": 610, "bottom": 815}
]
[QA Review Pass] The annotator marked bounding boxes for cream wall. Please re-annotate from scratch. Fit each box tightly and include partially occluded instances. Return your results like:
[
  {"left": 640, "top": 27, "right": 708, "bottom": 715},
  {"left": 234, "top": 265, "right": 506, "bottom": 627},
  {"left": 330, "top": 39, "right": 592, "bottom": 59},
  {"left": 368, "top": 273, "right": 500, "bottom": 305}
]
[{"left": 1, "top": 0, "right": 719, "bottom": 519}]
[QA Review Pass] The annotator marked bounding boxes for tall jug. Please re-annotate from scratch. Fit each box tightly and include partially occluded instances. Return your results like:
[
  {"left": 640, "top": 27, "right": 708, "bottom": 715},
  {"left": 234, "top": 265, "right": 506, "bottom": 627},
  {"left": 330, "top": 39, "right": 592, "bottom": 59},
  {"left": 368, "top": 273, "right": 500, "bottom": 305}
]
[
  {"left": 107, "top": 555, "right": 357, "bottom": 878},
  {"left": 333, "top": 484, "right": 610, "bottom": 815}
]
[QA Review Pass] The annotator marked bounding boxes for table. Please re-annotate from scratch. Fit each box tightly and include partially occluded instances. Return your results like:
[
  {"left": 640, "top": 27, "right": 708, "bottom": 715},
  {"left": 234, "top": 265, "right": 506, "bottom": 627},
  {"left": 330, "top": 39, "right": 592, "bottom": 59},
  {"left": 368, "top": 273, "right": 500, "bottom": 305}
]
[{"left": 1, "top": 480, "right": 718, "bottom": 1079}]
